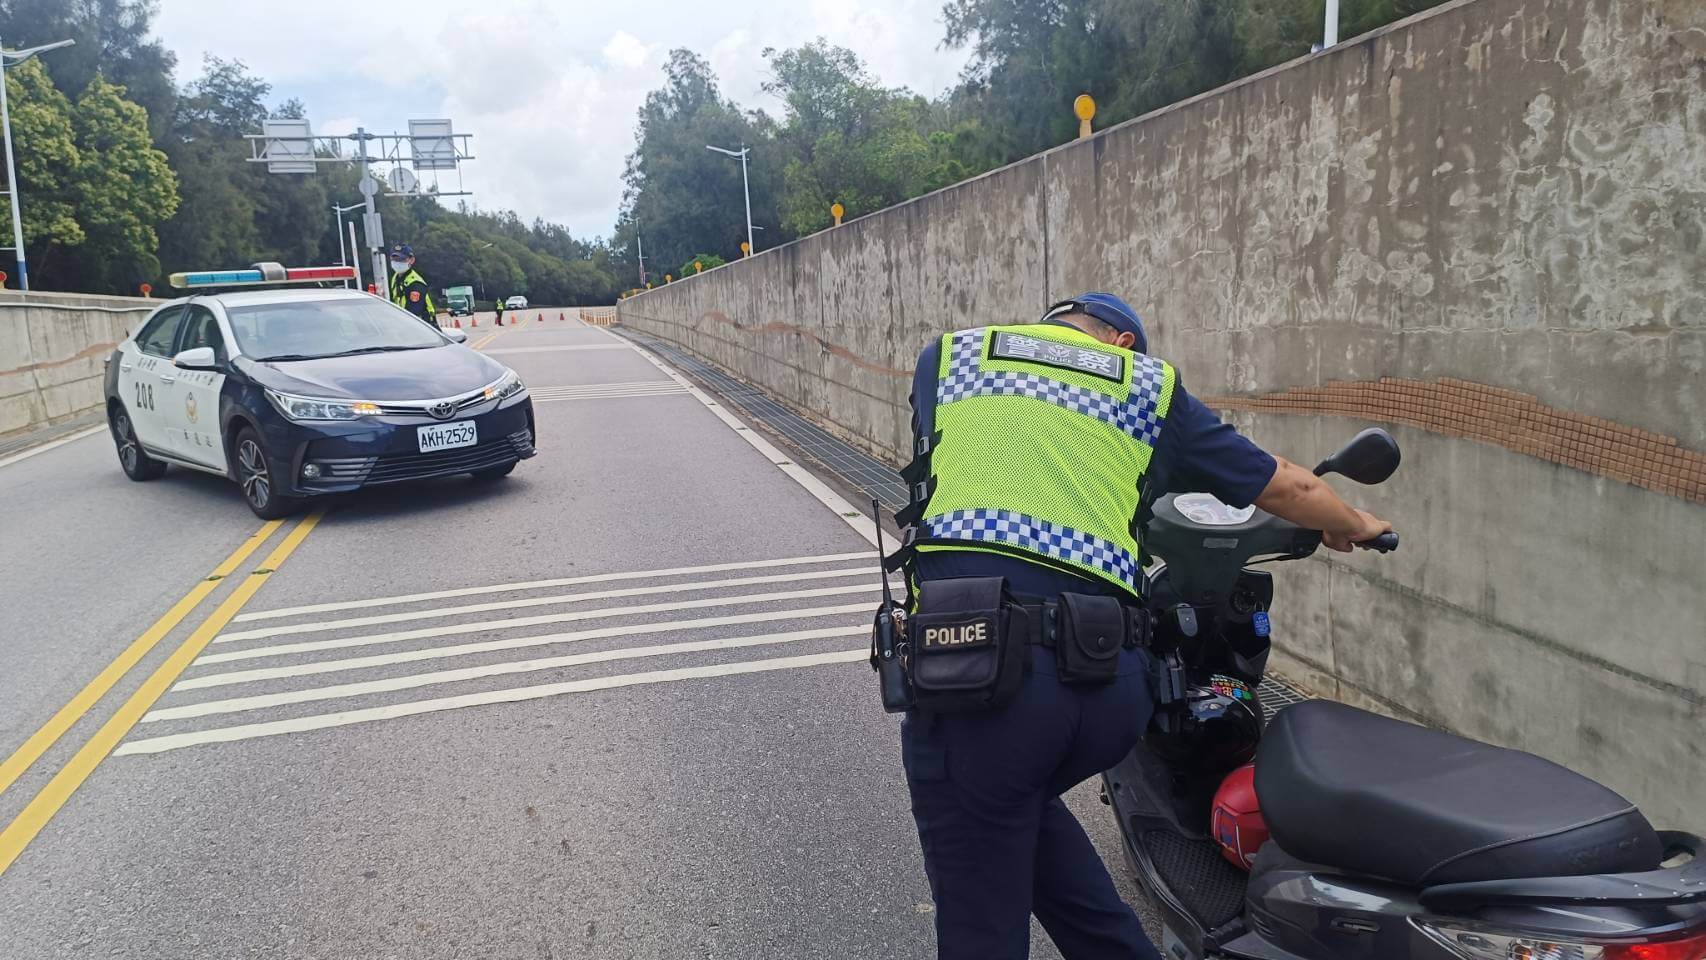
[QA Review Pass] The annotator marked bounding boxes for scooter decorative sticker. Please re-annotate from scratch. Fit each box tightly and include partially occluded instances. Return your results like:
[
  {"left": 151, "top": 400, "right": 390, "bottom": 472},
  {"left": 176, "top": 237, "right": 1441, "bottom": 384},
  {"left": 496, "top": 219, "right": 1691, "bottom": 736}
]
[
  {"left": 1252, "top": 611, "right": 1270, "bottom": 637},
  {"left": 1209, "top": 674, "right": 1254, "bottom": 702}
]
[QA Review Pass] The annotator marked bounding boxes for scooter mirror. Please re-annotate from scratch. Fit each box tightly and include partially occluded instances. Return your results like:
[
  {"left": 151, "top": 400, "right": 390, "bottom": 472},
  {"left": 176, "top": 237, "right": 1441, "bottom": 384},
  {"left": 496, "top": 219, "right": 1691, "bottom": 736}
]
[{"left": 1313, "top": 427, "right": 1401, "bottom": 483}]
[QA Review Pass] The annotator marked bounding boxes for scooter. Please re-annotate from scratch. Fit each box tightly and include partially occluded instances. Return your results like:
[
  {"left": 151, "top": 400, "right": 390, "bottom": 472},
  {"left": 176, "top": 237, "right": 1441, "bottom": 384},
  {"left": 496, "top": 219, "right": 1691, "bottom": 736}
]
[{"left": 1106, "top": 427, "right": 1706, "bottom": 960}]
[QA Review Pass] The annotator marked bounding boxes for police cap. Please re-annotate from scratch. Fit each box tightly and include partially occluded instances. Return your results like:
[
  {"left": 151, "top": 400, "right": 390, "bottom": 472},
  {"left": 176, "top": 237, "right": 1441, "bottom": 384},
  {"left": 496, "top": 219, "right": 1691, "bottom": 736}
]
[
  {"left": 1044, "top": 292, "right": 1147, "bottom": 354},
  {"left": 388, "top": 242, "right": 415, "bottom": 259}
]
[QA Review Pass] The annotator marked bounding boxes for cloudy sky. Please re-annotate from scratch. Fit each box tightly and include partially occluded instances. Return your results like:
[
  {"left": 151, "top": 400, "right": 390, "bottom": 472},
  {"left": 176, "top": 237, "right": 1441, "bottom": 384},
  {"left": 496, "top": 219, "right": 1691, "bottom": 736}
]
[{"left": 152, "top": 0, "right": 973, "bottom": 242}]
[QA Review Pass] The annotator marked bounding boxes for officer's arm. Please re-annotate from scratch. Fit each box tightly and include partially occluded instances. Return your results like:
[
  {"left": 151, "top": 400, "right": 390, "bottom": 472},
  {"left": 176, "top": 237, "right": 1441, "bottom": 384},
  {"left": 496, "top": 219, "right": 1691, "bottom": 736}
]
[
  {"left": 1252, "top": 459, "right": 1388, "bottom": 550},
  {"left": 910, "top": 340, "right": 942, "bottom": 442}
]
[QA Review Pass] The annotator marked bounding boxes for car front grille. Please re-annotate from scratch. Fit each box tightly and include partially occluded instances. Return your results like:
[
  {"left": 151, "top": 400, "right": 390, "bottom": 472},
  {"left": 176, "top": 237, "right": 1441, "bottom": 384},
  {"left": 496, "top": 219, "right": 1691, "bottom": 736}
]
[
  {"left": 310, "top": 429, "right": 534, "bottom": 486},
  {"left": 374, "top": 388, "right": 492, "bottom": 418}
]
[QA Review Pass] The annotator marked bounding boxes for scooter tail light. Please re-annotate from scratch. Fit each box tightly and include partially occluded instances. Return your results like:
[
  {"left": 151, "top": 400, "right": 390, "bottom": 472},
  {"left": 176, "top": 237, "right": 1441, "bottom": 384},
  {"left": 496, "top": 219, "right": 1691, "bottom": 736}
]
[{"left": 1416, "top": 921, "right": 1706, "bottom": 960}]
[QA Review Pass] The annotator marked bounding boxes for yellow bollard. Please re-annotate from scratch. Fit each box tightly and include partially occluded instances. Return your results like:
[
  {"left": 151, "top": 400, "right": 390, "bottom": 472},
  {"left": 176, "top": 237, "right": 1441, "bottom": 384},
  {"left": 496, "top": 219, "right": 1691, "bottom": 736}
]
[
  {"left": 740, "top": 241, "right": 751, "bottom": 258},
  {"left": 831, "top": 202, "right": 844, "bottom": 227},
  {"left": 1074, "top": 94, "right": 1096, "bottom": 140}
]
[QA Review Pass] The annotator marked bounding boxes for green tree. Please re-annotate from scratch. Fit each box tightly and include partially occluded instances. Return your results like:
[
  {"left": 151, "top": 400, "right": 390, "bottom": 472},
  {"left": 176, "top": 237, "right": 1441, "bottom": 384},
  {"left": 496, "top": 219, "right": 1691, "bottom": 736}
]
[
  {"left": 0, "top": 59, "right": 83, "bottom": 279},
  {"left": 620, "top": 49, "right": 780, "bottom": 269},
  {"left": 68, "top": 74, "right": 178, "bottom": 290},
  {"left": 678, "top": 253, "right": 726, "bottom": 277}
]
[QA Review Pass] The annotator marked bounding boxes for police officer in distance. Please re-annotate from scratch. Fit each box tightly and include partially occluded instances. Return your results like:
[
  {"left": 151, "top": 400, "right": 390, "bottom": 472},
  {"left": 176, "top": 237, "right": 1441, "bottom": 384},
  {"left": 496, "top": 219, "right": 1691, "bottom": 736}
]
[
  {"left": 386, "top": 242, "right": 438, "bottom": 327},
  {"left": 889, "top": 293, "right": 1392, "bottom": 960}
]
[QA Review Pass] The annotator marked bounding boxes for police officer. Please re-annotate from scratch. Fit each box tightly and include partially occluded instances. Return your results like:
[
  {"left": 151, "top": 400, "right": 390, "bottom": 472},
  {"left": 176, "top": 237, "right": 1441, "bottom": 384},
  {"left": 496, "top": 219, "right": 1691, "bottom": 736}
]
[
  {"left": 493, "top": 296, "right": 505, "bottom": 326},
  {"left": 891, "top": 292, "right": 1392, "bottom": 960},
  {"left": 386, "top": 242, "right": 438, "bottom": 327}
]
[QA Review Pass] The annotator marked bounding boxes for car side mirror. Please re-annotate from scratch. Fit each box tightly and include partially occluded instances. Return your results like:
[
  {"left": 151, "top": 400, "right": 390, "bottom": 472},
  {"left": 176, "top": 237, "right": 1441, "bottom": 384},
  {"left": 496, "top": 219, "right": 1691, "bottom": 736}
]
[
  {"left": 173, "top": 346, "right": 219, "bottom": 370},
  {"left": 1314, "top": 427, "right": 1401, "bottom": 484},
  {"left": 444, "top": 328, "right": 469, "bottom": 344}
]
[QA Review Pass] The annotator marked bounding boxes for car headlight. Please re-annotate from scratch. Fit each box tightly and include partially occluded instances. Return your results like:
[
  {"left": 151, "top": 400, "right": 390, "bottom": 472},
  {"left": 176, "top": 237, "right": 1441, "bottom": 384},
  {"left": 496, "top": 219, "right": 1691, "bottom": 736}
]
[
  {"left": 485, "top": 370, "right": 526, "bottom": 402},
  {"left": 266, "top": 389, "right": 381, "bottom": 422}
]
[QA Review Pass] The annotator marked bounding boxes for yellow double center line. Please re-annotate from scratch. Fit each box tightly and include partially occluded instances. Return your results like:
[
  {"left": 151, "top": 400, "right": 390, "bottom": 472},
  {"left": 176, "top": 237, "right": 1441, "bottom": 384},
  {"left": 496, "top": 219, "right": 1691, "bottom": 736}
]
[{"left": 0, "top": 511, "right": 324, "bottom": 875}]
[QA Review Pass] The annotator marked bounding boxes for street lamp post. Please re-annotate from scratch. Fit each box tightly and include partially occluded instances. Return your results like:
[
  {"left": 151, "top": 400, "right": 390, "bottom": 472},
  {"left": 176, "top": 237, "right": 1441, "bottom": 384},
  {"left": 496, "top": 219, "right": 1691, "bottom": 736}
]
[
  {"left": 705, "top": 143, "right": 755, "bottom": 256},
  {"left": 0, "top": 36, "right": 75, "bottom": 291},
  {"left": 1323, "top": 0, "right": 1339, "bottom": 48}
]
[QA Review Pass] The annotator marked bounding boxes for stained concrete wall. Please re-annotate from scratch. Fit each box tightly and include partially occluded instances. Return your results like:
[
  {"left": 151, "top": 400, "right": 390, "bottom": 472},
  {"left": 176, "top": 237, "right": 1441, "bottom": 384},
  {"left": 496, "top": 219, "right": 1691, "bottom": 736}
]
[
  {"left": 0, "top": 291, "right": 157, "bottom": 439},
  {"left": 623, "top": 0, "right": 1706, "bottom": 826}
]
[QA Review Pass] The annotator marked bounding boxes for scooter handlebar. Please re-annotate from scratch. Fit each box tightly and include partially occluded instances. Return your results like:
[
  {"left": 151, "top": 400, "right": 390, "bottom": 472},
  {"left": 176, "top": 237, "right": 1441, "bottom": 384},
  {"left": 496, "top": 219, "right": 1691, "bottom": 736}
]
[{"left": 1359, "top": 531, "right": 1400, "bottom": 553}]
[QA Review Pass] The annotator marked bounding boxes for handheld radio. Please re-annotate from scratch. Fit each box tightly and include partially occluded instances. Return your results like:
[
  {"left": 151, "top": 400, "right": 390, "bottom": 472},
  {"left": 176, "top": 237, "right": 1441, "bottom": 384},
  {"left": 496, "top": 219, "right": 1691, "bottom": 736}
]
[{"left": 870, "top": 499, "right": 914, "bottom": 713}]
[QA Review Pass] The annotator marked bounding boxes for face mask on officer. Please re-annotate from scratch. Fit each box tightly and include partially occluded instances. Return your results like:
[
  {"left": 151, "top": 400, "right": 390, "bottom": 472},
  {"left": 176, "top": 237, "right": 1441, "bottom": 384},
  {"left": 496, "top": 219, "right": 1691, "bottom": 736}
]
[{"left": 389, "top": 259, "right": 411, "bottom": 274}]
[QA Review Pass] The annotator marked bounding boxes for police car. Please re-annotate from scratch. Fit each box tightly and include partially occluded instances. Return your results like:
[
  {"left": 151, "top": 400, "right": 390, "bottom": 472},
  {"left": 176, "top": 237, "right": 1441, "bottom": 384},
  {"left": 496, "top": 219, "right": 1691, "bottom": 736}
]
[{"left": 104, "top": 263, "right": 536, "bottom": 519}]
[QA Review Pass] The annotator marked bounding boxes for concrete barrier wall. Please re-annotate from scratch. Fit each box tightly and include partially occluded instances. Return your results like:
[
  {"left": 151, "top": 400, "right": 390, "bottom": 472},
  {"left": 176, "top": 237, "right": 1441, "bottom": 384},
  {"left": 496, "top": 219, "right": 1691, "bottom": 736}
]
[
  {"left": 0, "top": 291, "right": 157, "bottom": 439},
  {"left": 623, "top": 0, "right": 1706, "bottom": 825}
]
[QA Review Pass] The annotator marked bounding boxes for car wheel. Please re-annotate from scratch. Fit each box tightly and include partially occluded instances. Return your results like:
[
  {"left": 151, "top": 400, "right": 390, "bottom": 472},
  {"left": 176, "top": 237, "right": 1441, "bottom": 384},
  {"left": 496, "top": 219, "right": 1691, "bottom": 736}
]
[
  {"left": 110, "top": 405, "right": 166, "bottom": 481},
  {"left": 234, "top": 427, "right": 300, "bottom": 519},
  {"left": 472, "top": 461, "right": 517, "bottom": 481}
]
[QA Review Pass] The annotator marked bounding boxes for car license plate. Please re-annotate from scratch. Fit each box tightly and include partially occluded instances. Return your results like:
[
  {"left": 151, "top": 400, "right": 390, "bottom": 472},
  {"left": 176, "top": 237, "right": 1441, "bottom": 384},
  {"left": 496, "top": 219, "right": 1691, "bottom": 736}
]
[{"left": 418, "top": 420, "right": 477, "bottom": 453}]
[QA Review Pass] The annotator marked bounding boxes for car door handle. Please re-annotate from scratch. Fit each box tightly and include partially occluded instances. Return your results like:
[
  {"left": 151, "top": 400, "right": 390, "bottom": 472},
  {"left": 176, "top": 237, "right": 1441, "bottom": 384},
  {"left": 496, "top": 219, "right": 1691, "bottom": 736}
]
[
  {"left": 120, "top": 362, "right": 133, "bottom": 371},
  {"left": 157, "top": 374, "right": 177, "bottom": 384}
]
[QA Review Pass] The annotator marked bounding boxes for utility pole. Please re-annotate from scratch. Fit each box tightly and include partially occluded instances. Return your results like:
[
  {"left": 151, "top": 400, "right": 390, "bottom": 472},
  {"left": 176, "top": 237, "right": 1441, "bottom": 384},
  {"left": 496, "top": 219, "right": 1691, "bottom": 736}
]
[
  {"left": 635, "top": 224, "right": 647, "bottom": 286},
  {"left": 1323, "top": 0, "right": 1339, "bottom": 48},
  {"left": 354, "top": 128, "right": 387, "bottom": 293}
]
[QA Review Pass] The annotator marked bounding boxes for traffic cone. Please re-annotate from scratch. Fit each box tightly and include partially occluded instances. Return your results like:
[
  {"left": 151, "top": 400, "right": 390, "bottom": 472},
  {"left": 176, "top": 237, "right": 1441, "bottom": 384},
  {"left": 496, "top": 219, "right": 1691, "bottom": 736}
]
[
  {"left": 454, "top": 316, "right": 462, "bottom": 328},
  {"left": 536, "top": 312, "right": 543, "bottom": 323},
  {"left": 559, "top": 311, "right": 566, "bottom": 322},
  {"left": 471, "top": 313, "right": 478, "bottom": 327}
]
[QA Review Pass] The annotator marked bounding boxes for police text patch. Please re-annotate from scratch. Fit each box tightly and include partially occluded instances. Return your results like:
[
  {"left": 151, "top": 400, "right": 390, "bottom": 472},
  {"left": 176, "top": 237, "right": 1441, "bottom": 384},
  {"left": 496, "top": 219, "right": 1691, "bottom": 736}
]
[
  {"left": 990, "top": 331, "right": 1124, "bottom": 382},
  {"left": 919, "top": 616, "right": 995, "bottom": 650}
]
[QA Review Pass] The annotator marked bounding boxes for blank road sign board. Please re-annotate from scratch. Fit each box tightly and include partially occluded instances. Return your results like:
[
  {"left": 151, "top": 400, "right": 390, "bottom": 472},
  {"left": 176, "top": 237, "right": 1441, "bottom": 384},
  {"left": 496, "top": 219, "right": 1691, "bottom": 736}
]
[{"left": 409, "top": 119, "right": 458, "bottom": 171}]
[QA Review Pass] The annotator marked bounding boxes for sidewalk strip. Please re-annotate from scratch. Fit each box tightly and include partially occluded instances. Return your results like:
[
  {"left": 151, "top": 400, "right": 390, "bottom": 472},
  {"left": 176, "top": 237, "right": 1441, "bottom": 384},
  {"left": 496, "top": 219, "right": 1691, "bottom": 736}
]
[
  {"left": 176, "top": 601, "right": 875, "bottom": 690},
  {"left": 118, "top": 648, "right": 868, "bottom": 756},
  {"left": 143, "top": 625, "right": 868, "bottom": 723},
  {"left": 0, "top": 512, "right": 324, "bottom": 877},
  {"left": 0, "top": 520, "right": 283, "bottom": 800},
  {"left": 216, "top": 566, "right": 874, "bottom": 642},
  {"left": 235, "top": 551, "right": 875, "bottom": 623}
]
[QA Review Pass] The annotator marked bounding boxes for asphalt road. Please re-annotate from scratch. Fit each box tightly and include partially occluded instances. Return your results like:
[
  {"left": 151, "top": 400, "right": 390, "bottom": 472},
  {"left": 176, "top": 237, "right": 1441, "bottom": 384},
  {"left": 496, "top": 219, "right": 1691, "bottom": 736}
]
[{"left": 0, "top": 312, "right": 1156, "bottom": 958}]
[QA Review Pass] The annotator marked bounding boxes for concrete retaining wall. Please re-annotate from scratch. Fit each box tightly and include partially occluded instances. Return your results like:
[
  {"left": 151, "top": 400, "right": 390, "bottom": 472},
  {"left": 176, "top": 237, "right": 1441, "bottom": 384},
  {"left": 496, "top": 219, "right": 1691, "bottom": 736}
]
[
  {"left": 622, "top": 0, "right": 1706, "bottom": 826},
  {"left": 0, "top": 291, "right": 157, "bottom": 439}
]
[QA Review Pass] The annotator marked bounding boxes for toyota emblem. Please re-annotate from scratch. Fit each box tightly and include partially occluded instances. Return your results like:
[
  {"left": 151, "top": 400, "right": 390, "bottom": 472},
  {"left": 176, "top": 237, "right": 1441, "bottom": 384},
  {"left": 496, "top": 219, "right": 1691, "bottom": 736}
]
[{"left": 428, "top": 401, "right": 456, "bottom": 420}]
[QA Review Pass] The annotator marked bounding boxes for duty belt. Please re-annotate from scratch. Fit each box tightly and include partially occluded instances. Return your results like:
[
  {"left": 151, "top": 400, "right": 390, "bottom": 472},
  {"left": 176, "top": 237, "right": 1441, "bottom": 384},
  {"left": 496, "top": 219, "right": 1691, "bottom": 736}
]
[{"left": 1014, "top": 596, "right": 1150, "bottom": 650}]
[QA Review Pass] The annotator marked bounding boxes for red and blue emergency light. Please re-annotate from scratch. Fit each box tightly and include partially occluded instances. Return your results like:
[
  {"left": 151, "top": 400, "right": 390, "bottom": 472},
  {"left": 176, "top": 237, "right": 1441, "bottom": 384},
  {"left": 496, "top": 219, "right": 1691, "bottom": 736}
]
[{"left": 168, "top": 261, "right": 358, "bottom": 289}]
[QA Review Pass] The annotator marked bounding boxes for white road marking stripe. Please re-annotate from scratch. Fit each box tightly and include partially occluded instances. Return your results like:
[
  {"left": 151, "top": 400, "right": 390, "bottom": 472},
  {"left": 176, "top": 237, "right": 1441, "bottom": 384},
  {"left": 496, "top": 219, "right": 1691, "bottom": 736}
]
[
  {"left": 533, "top": 390, "right": 689, "bottom": 404},
  {"left": 217, "top": 567, "right": 875, "bottom": 642},
  {"left": 0, "top": 425, "right": 105, "bottom": 470},
  {"left": 619, "top": 340, "right": 879, "bottom": 546},
  {"left": 177, "top": 601, "right": 874, "bottom": 689},
  {"left": 483, "top": 344, "right": 632, "bottom": 355},
  {"left": 236, "top": 551, "right": 875, "bottom": 622},
  {"left": 527, "top": 380, "right": 681, "bottom": 395},
  {"left": 145, "top": 625, "right": 866, "bottom": 723},
  {"left": 532, "top": 385, "right": 686, "bottom": 397},
  {"left": 117, "top": 649, "right": 869, "bottom": 756},
  {"left": 204, "top": 584, "right": 880, "bottom": 662}
]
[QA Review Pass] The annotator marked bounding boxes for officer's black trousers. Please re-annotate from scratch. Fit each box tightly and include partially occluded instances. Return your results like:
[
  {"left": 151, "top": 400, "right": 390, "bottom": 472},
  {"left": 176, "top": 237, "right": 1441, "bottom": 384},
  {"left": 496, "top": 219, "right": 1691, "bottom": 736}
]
[{"left": 902, "top": 645, "right": 1162, "bottom": 960}]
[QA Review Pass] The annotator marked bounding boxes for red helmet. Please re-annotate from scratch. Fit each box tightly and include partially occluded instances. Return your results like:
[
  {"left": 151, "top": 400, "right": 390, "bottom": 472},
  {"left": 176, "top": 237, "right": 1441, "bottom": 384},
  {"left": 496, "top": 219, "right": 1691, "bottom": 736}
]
[{"left": 1211, "top": 763, "right": 1269, "bottom": 870}]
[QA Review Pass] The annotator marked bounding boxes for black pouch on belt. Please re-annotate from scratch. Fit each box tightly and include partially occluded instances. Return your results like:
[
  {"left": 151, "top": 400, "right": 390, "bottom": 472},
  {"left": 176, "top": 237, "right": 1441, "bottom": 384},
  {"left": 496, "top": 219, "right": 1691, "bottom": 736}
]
[
  {"left": 909, "top": 577, "right": 1029, "bottom": 713},
  {"left": 1055, "top": 592, "right": 1126, "bottom": 686}
]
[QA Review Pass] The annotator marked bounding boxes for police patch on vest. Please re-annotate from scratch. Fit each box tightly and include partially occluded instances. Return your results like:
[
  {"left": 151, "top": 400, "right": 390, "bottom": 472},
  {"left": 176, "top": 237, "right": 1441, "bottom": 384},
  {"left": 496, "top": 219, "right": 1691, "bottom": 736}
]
[
  {"left": 919, "top": 616, "right": 995, "bottom": 650},
  {"left": 990, "top": 331, "right": 1124, "bottom": 382}
]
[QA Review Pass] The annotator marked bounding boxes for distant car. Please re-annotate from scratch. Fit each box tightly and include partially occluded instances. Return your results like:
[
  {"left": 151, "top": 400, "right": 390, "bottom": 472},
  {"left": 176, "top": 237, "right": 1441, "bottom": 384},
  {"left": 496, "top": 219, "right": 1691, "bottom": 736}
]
[
  {"left": 504, "top": 295, "right": 529, "bottom": 310},
  {"left": 105, "top": 265, "right": 537, "bottom": 519}
]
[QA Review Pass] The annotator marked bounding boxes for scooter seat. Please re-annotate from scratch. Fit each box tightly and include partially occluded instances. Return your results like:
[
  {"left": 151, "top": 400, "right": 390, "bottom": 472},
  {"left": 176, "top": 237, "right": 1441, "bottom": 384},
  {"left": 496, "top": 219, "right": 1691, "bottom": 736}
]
[{"left": 1255, "top": 700, "right": 1661, "bottom": 886}]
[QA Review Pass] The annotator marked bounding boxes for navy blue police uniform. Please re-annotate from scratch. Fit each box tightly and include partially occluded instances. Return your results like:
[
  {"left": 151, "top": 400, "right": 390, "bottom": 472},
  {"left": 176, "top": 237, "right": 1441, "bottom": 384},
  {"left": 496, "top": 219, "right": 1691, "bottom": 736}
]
[{"left": 900, "top": 295, "right": 1276, "bottom": 960}]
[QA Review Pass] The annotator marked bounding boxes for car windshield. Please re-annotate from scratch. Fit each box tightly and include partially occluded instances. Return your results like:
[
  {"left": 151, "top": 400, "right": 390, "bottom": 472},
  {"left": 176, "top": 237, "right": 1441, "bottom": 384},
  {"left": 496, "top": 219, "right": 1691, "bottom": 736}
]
[{"left": 226, "top": 297, "right": 447, "bottom": 361}]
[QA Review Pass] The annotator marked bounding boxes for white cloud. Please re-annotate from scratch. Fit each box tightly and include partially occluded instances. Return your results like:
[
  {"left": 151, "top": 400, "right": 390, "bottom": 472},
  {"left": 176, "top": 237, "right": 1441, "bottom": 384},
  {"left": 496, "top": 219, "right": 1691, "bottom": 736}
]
[{"left": 152, "top": 0, "right": 970, "bottom": 240}]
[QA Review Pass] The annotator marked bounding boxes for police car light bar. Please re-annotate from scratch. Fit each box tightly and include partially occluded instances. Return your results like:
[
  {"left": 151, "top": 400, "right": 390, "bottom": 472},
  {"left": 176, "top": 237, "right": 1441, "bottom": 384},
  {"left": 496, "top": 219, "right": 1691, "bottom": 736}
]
[{"left": 168, "top": 262, "right": 359, "bottom": 289}]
